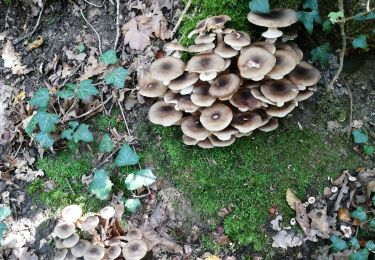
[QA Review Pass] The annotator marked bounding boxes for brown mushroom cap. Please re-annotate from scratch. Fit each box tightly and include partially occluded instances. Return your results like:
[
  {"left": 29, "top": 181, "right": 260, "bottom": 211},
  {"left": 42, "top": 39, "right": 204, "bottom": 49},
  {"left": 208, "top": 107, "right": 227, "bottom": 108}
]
[
  {"left": 122, "top": 239, "right": 148, "bottom": 260},
  {"left": 182, "top": 134, "right": 200, "bottom": 145},
  {"left": 62, "top": 205, "right": 82, "bottom": 223},
  {"left": 148, "top": 101, "right": 183, "bottom": 126},
  {"left": 99, "top": 206, "right": 115, "bottom": 219},
  {"left": 259, "top": 118, "right": 279, "bottom": 132},
  {"left": 186, "top": 53, "right": 225, "bottom": 81},
  {"left": 169, "top": 72, "right": 199, "bottom": 91},
  {"left": 295, "top": 89, "right": 314, "bottom": 102},
  {"left": 125, "top": 228, "right": 143, "bottom": 241},
  {"left": 231, "top": 111, "right": 263, "bottom": 133},
  {"left": 247, "top": 8, "right": 298, "bottom": 28},
  {"left": 81, "top": 216, "right": 99, "bottom": 231},
  {"left": 54, "top": 222, "right": 75, "bottom": 239},
  {"left": 288, "top": 61, "right": 321, "bottom": 88},
  {"left": 64, "top": 251, "right": 76, "bottom": 260},
  {"left": 181, "top": 115, "right": 210, "bottom": 141},
  {"left": 150, "top": 57, "right": 185, "bottom": 84},
  {"left": 107, "top": 245, "right": 122, "bottom": 259},
  {"left": 195, "top": 34, "right": 216, "bottom": 44},
  {"left": 237, "top": 47, "right": 276, "bottom": 80},
  {"left": 197, "top": 138, "right": 215, "bottom": 149},
  {"left": 54, "top": 248, "right": 68, "bottom": 260},
  {"left": 308, "top": 84, "right": 318, "bottom": 92},
  {"left": 188, "top": 19, "right": 207, "bottom": 38},
  {"left": 164, "top": 42, "right": 187, "bottom": 52},
  {"left": 276, "top": 44, "right": 300, "bottom": 64},
  {"left": 200, "top": 103, "right": 233, "bottom": 131},
  {"left": 191, "top": 83, "right": 216, "bottom": 107},
  {"left": 163, "top": 91, "right": 181, "bottom": 104},
  {"left": 265, "top": 100, "right": 297, "bottom": 117},
  {"left": 250, "top": 87, "right": 276, "bottom": 105},
  {"left": 214, "top": 42, "right": 238, "bottom": 58},
  {"left": 224, "top": 31, "right": 251, "bottom": 49},
  {"left": 176, "top": 96, "right": 199, "bottom": 113},
  {"left": 267, "top": 50, "right": 297, "bottom": 80},
  {"left": 84, "top": 244, "right": 105, "bottom": 260},
  {"left": 260, "top": 78, "right": 299, "bottom": 106},
  {"left": 138, "top": 76, "right": 167, "bottom": 97},
  {"left": 229, "top": 87, "right": 264, "bottom": 112},
  {"left": 62, "top": 233, "right": 80, "bottom": 248},
  {"left": 212, "top": 127, "right": 239, "bottom": 141},
  {"left": 206, "top": 15, "right": 231, "bottom": 31},
  {"left": 209, "top": 73, "right": 241, "bottom": 99},
  {"left": 71, "top": 240, "right": 90, "bottom": 257},
  {"left": 241, "top": 41, "right": 276, "bottom": 54},
  {"left": 208, "top": 135, "right": 236, "bottom": 147},
  {"left": 188, "top": 43, "right": 215, "bottom": 53}
]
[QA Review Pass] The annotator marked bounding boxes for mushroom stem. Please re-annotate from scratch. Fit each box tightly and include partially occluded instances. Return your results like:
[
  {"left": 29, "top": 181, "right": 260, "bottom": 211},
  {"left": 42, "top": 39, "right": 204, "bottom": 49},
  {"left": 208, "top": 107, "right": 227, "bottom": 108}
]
[
  {"left": 262, "top": 27, "right": 283, "bottom": 39},
  {"left": 216, "top": 32, "right": 224, "bottom": 43},
  {"left": 246, "top": 60, "right": 260, "bottom": 68},
  {"left": 297, "top": 85, "right": 307, "bottom": 90},
  {"left": 276, "top": 101, "right": 284, "bottom": 107}
]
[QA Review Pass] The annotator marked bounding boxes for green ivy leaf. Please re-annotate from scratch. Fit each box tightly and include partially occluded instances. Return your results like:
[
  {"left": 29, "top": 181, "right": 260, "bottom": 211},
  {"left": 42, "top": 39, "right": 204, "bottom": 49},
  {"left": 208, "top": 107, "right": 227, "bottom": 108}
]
[
  {"left": 125, "top": 169, "right": 157, "bottom": 191},
  {"left": 88, "top": 169, "right": 113, "bottom": 200},
  {"left": 125, "top": 198, "right": 141, "bottom": 213},
  {"left": 323, "top": 20, "right": 333, "bottom": 32},
  {"left": 114, "top": 144, "right": 139, "bottom": 167},
  {"left": 57, "top": 89, "right": 75, "bottom": 100},
  {"left": 369, "top": 218, "right": 375, "bottom": 229},
  {"left": 366, "top": 240, "right": 375, "bottom": 251},
  {"left": 61, "top": 128, "right": 74, "bottom": 140},
  {"left": 353, "top": 13, "right": 367, "bottom": 22},
  {"left": 330, "top": 235, "right": 348, "bottom": 252},
  {"left": 77, "top": 43, "right": 86, "bottom": 53},
  {"left": 99, "top": 49, "right": 118, "bottom": 65},
  {"left": 73, "top": 124, "right": 93, "bottom": 143},
  {"left": 303, "top": 0, "right": 318, "bottom": 11},
  {"left": 35, "top": 111, "right": 59, "bottom": 133},
  {"left": 99, "top": 134, "right": 114, "bottom": 153},
  {"left": 0, "top": 223, "right": 6, "bottom": 245},
  {"left": 349, "top": 249, "right": 370, "bottom": 260},
  {"left": 68, "top": 121, "right": 79, "bottom": 130},
  {"left": 104, "top": 67, "right": 128, "bottom": 89},
  {"left": 328, "top": 11, "right": 344, "bottom": 24},
  {"left": 35, "top": 132, "right": 55, "bottom": 148},
  {"left": 364, "top": 145, "right": 374, "bottom": 156},
  {"left": 298, "top": 10, "right": 321, "bottom": 34},
  {"left": 0, "top": 207, "right": 11, "bottom": 221},
  {"left": 25, "top": 114, "right": 38, "bottom": 136},
  {"left": 350, "top": 207, "right": 367, "bottom": 222},
  {"left": 77, "top": 79, "right": 99, "bottom": 100},
  {"left": 29, "top": 87, "right": 49, "bottom": 109},
  {"left": 352, "top": 35, "right": 367, "bottom": 49},
  {"left": 248, "top": 0, "right": 269, "bottom": 13},
  {"left": 352, "top": 129, "right": 368, "bottom": 144},
  {"left": 350, "top": 237, "right": 360, "bottom": 249},
  {"left": 311, "top": 43, "right": 331, "bottom": 67},
  {"left": 366, "top": 11, "right": 375, "bottom": 20},
  {"left": 372, "top": 195, "right": 375, "bottom": 206}
]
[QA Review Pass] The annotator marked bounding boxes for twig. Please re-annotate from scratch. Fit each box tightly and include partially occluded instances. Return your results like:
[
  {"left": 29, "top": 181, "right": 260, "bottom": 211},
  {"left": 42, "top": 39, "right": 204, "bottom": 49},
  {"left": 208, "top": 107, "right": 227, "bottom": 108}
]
[
  {"left": 339, "top": 8, "right": 374, "bottom": 23},
  {"left": 327, "top": 0, "right": 346, "bottom": 91},
  {"left": 341, "top": 77, "right": 353, "bottom": 137},
  {"left": 95, "top": 146, "right": 121, "bottom": 169},
  {"left": 171, "top": 0, "right": 192, "bottom": 37},
  {"left": 79, "top": 8, "right": 102, "bottom": 53},
  {"left": 61, "top": 98, "right": 78, "bottom": 122},
  {"left": 114, "top": 0, "right": 121, "bottom": 49},
  {"left": 13, "top": 5, "right": 44, "bottom": 45},
  {"left": 83, "top": 0, "right": 106, "bottom": 7}
]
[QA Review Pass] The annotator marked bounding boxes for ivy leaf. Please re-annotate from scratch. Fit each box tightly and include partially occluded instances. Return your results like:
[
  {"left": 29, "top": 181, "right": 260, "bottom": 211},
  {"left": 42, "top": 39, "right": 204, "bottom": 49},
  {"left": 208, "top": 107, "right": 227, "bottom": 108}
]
[
  {"left": 57, "top": 84, "right": 77, "bottom": 100},
  {"left": 99, "top": 134, "right": 114, "bottom": 153},
  {"left": 77, "top": 79, "right": 99, "bottom": 100},
  {"left": 350, "top": 207, "right": 367, "bottom": 222},
  {"left": 125, "top": 169, "right": 157, "bottom": 191},
  {"left": 365, "top": 240, "right": 375, "bottom": 251},
  {"left": 364, "top": 145, "right": 374, "bottom": 156},
  {"left": 73, "top": 124, "right": 93, "bottom": 143},
  {"left": 61, "top": 128, "right": 74, "bottom": 140},
  {"left": 298, "top": 10, "right": 321, "bottom": 34},
  {"left": 352, "top": 35, "right": 367, "bottom": 49},
  {"left": 330, "top": 235, "right": 348, "bottom": 252},
  {"left": 372, "top": 195, "right": 375, "bottom": 206},
  {"left": 353, "top": 14, "right": 367, "bottom": 22},
  {"left": 99, "top": 49, "right": 118, "bottom": 65},
  {"left": 350, "top": 237, "right": 360, "bottom": 249},
  {"left": 77, "top": 43, "right": 86, "bottom": 53},
  {"left": 349, "top": 249, "right": 370, "bottom": 260},
  {"left": 0, "top": 223, "right": 6, "bottom": 245},
  {"left": 29, "top": 87, "right": 49, "bottom": 109},
  {"left": 88, "top": 169, "right": 113, "bottom": 200},
  {"left": 68, "top": 121, "right": 79, "bottom": 130},
  {"left": 35, "top": 111, "right": 59, "bottom": 133},
  {"left": 104, "top": 67, "right": 128, "bottom": 89},
  {"left": 369, "top": 218, "right": 375, "bottom": 229},
  {"left": 35, "top": 132, "right": 55, "bottom": 148},
  {"left": 25, "top": 114, "right": 38, "bottom": 136},
  {"left": 248, "top": 0, "right": 269, "bottom": 13},
  {"left": 328, "top": 11, "right": 344, "bottom": 24},
  {"left": 125, "top": 198, "right": 141, "bottom": 213},
  {"left": 0, "top": 207, "right": 11, "bottom": 221},
  {"left": 311, "top": 43, "right": 331, "bottom": 67},
  {"left": 323, "top": 20, "right": 333, "bottom": 32},
  {"left": 114, "top": 144, "right": 139, "bottom": 167},
  {"left": 366, "top": 11, "right": 375, "bottom": 20},
  {"left": 303, "top": 0, "right": 318, "bottom": 11},
  {"left": 352, "top": 129, "right": 368, "bottom": 144}
]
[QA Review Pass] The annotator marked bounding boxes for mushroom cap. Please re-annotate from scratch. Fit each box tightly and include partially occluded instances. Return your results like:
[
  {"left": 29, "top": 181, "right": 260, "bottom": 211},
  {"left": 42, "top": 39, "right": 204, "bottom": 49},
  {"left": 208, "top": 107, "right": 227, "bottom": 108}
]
[
  {"left": 247, "top": 8, "right": 298, "bottom": 28},
  {"left": 288, "top": 61, "right": 321, "bottom": 87},
  {"left": 260, "top": 78, "right": 299, "bottom": 104},
  {"left": 54, "top": 248, "right": 68, "bottom": 260},
  {"left": 191, "top": 83, "right": 216, "bottom": 107},
  {"left": 214, "top": 42, "right": 238, "bottom": 58},
  {"left": 206, "top": 15, "right": 231, "bottom": 30},
  {"left": 122, "top": 239, "right": 148, "bottom": 260},
  {"left": 208, "top": 135, "right": 236, "bottom": 147},
  {"left": 54, "top": 222, "right": 76, "bottom": 239},
  {"left": 195, "top": 34, "right": 216, "bottom": 44},
  {"left": 295, "top": 89, "right": 314, "bottom": 102},
  {"left": 164, "top": 42, "right": 187, "bottom": 51},
  {"left": 229, "top": 87, "right": 264, "bottom": 112},
  {"left": 71, "top": 240, "right": 91, "bottom": 257},
  {"left": 231, "top": 111, "right": 263, "bottom": 133},
  {"left": 250, "top": 87, "right": 276, "bottom": 105},
  {"left": 55, "top": 239, "right": 65, "bottom": 249},
  {"left": 125, "top": 228, "right": 143, "bottom": 241},
  {"left": 138, "top": 76, "right": 167, "bottom": 97},
  {"left": 212, "top": 127, "right": 239, "bottom": 141},
  {"left": 182, "top": 134, "right": 200, "bottom": 145},
  {"left": 200, "top": 103, "right": 233, "bottom": 131},
  {"left": 148, "top": 101, "right": 183, "bottom": 126},
  {"left": 81, "top": 216, "right": 99, "bottom": 231},
  {"left": 241, "top": 41, "right": 276, "bottom": 54},
  {"left": 150, "top": 57, "right": 185, "bottom": 82},
  {"left": 224, "top": 31, "right": 251, "bottom": 47},
  {"left": 309, "top": 84, "right": 318, "bottom": 92},
  {"left": 259, "top": 118, "right": 279, "bottom": 132},
  {"left": 84, "top": 244, "right": 105, "bottom": 260},
  {"left": 99, "top": 206, "right": 115, "bottom": 219},
  {"left": 209, "top": 73, "right": 241, "bottom": 99},
  {"left": 267, "top": 50, "right": 297, "bottom": 80},
  {"left": 176, "top": 96, "right": 199, "bottom": 113},
  {"left": 288, "top": 42, "right": 303, "bottom": 63},
  {"left": 276, "top": 44, "right": 300, "bottom": 64},
  {"left": 169, "top": 72, "right": 199, "bottom": 91},
  {"left": 64, "top": 251, "right": 76, "bottom": 260},
  {"left": 107, "top": 245, "right": 122, "bottom": 259},
  {"left": 186, "top": 53, "right": 225, "bottom": 73},
  {"left": 63, "top": 233, "right": 80, "bottom": 248},
  {"left": 163, "top": 91, "right": 181, "bottom": 104},
  {"left": 237, "top": 47, "right": 276, "bottom": 80},
  {"left": 265, "top": 100, "right": 297, "bottom": 117},
  {"left": 188, "top": 42, "right": 215, "bottom": 53},
  {"left": 197, "top": 138, "right": 215, "bottom": 149},
  {"left": 62, "top": 205, "right": 82, "bottom": 223},
  {"left": 181, "top": 115, "right": 210, "bottom": 141}
]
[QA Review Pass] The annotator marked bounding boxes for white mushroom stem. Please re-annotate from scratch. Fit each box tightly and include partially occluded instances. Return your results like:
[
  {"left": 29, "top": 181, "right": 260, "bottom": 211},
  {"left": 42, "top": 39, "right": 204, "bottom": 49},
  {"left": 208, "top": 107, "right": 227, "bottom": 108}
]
[
  {"left": 276, "top": 101, "right": 284, "bottom": 107},
  {"left": 298, "top": 85, "right": 307, "bottom": 90},
  {"left": 246, "top": 60, "right": 260, "bottom": 68},
  {"left": 262, "top": 27, "right": 283, "bottom": 39},
  {"left": 216, "top": 32, "right": 224, "bottom": 43},
  {"left": 172, "top": 51, "right": 182, "bottom": 58},
  {"left": 265, "top": 38, "right": 278, "bottom": 44},
  {"left": 200, "top": 71, "right": 217, "bottom": 81},
  {"left": 232, "top": 45, "right": 242, "bottom": 51},
  {"left": 180, "top": 85, "right": 194, "bottom": 95}
]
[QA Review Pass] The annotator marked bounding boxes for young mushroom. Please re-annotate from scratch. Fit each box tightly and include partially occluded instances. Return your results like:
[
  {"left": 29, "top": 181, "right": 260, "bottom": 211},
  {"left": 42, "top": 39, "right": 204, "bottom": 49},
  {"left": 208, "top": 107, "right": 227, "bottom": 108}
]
[
  {"left": 62, "top": 205, "right": 82, "bottom": 223},
  {"left": 71, "top": 240, "right": 91, "bottom": 257},
  {"left": 181, "top": 115, "right": 210, "bottom": 141},
  {"left": 138, "top": 76, "right": 167, "bottom": 98},
  {"left": 81, "top": 216, "right": 99, "bottom": 232},
  {"left": 224, "top": 31, "right": 251, "bottom": 50},
  {"left": 169, "top": 72, "right": 199, "bottom": 92},
  {"left": 150, "top": 56, "right": 186, "bottom": 85},
  {"left": 288, "top": 61, "right": 321, "bottom": 90},
  {"left": 209, "top": 73, "right": 241, "bottom": 100},
  {"left": 122, "top": 239, "right": 148, "bottom": 260},
  {"left": 62, "top": 233, "right": 80, "bottom": 248},
  {"left": 200, "top": 103, "right": 233, "bottom": 131},
  {"left": 106, "top": 245, "right": 122, "bottom": 260},
  {"left": 260, "top": 78, "right": 299, "bottom": 107},
  {"left": 265, "top": 100, "right": 297, "bottom": 117},
  {"left": 197, "top": 138, "right": 215, "bottom": 149},
  {"left": 229, "top": 87, "right": 264, "bottom": 112},
  {"left": 54, "top": 248, "right": 68, "bottom": 260},
  {"left": 208, "top": 135, "right": 236, "bottom": 147},
  {"left": 231, "top": 111, "right": 263, "bottom": 133},
  {"left": 259, "top": 118, "right": 279, "bottom": 132},
  {"left": 54, "top": 222, "right": 76, "bottom": 239},
  {"left": 148, "top": 101, "right": 183, "bottom": 126},
  {"left": 266, "top": 50, "right": 297, "bottom": 80},
  {"left": 186, "top": 53, "right": 225, "bottom": 81},
  {"left": 191, "top": 83, "right": 216, "bottom": 107},
  {"left": 164, "top": 42, "right": 187, "bottom": 58},
  {"left": 84, "top": 244, "right": 105, "bottom": 260}
]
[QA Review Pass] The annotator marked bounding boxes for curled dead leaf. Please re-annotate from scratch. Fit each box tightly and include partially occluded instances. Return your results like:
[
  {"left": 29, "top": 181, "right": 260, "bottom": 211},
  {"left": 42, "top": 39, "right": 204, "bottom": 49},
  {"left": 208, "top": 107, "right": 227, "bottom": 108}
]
[
  {"left": 286, "top": 189, "right": 301, "bottom": 211},
  {"left": 13, "top": 91, "right": 26, "bottom": 105},
  {"left": 27, "top": 36, "right": 43, "bottom": 51},
  {"left": 331, "top": 171, "right": 348, "bottom": 187},
  {"left": 2, "top": 40, "right": 30, "bottom": 75},
  {"left": 366, "top": 180, "right": 375, "bottom": 197},
  {"left": 338, "top": 208, "right": 351, "bottom": 222}
]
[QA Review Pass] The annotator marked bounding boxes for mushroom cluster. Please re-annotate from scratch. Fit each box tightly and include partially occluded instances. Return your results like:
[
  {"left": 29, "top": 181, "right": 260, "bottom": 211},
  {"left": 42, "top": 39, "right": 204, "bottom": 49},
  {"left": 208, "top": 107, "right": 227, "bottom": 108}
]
[
  {"left": 53, "top": 205, "right": 149, "bottom": 260},
  {"left": 139, "top": 10, "right": 321, "bottom": 148}
]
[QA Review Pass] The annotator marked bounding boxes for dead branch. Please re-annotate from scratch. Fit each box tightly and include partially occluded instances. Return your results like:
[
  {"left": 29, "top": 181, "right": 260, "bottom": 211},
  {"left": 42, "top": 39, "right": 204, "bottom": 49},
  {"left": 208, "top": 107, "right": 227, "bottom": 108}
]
[
  {"left": 79, "top": 8, "right": 102, "bottom": 53},
  {"left": 171, "top": 0, "right": 192, "bottom": 37},
  {"left": 114, "top": 0, "right": 121, "bottom": 49}
]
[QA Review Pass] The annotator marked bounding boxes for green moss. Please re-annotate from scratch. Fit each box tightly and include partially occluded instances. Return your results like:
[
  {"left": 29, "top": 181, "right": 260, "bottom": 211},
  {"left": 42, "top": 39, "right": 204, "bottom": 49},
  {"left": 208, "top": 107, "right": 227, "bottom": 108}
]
[{"left": 91, "top": 109, "right": 125, "bottom": 133}]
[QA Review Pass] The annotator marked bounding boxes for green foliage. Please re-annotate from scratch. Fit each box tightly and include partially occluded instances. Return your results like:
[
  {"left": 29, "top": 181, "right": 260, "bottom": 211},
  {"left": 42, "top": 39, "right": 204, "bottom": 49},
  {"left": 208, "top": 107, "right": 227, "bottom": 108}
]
[
  {"left": 29, "top": 87, "right": 49, "bottom": 110},
  {"left": 57, "top": 83, "right": 77, "bottom": 100},
  {"left": 302, "top": 0, "right": 318, "bottom": 11},
  {"left": 3, "top": 0, "right": 12, "bottom": 5},
  {"left": 363, "top": 145, "right": 374, "bottom": 156},
  {"left": 77, "top": 79, "right": 99, "bottom": 100},
  {"left": 114, "top": 144, "right": 139, "bottom": 167},
  {"left": 323, "top": 20, "right": 333, "bottom": 32},
  {"left": 366, "top": 240, "right": 375, "bottom": 251},
  {"left": 310, "top": 43, "right": 331, "bottom": 67},
  {"left": 349, "top": 249, "right": 370, "bottom": 260},
  {"left": 35, "top": 133, "right": 55, "bottom": 148},
  {"left": 61, "top": 128, "right": 74, "bottom": 140},
  {"left": 350, "top": 207, "right": 367, "bottom": 222},
  {"left": 330, "top": 235, "right": 347, "bottom": 252},
  {"left": 25, "top": 115, "right": 38, "bottom": 136},
  {"left": 77, "top": 43, "right": 86, "bottom": 53},
  {"left": 88, "top": 169, "right": 113, "bottom": 200},
  {"left": 72, "top": 124, "right": 93, "bottom": 143},
  {"left": 104, "top": 67, "right": 128, "bottom": 89},
  {"left": 35, "top": 112, "right": 59, "bottom": 133},
  {"left": 372, "top": 195, "right": 375, "bottom": 206},
  {"left": 0, "top": 223, "right": 6, "bottom": 245},
  {"left": 352, "top": 129, "right": 368, "bottom": 144},
  {"left": 125, "top": 198, "right": 141, "bottom": 213},
  {"left": 125, "top": 169, "right": 157, "bottom": 191},
  {"left": 369, "top": 218, "right": 375, "bottom": 229},
  {"left": 328, "top": 11, "right": 344, "bottom": 23},
  {"left": 248, "top": 0, "right": 269, "bottom": 13},
  {"left": 0, "top": 207, "right": 11, "bottom": 222},
  {"left": 350, "top": 237, "right": 360, "bottom": 249},
  {"left": 99, "top": 49, "right": 118, "bottom": 65},
  {"left": 298, "top": 0, "right": 320, "bottom": 34},
  {"left": 352, "top": 35, "right": 368, "bottom": 49},
  {"left": 353, "top": 11, "right": 375, "bottom": 21},
  {"left": 99, "top": 134, "right": 114, "bottom": 153}
]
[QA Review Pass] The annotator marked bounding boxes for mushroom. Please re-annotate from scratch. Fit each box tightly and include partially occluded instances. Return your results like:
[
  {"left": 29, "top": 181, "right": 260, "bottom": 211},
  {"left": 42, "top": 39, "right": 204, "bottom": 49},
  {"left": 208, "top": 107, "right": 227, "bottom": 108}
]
[
  {"left": 188, "top": 42, "right": 216, "bottom": 53},
  {"left": 100, "top": 206, "right": 115, "bottom": 220},
  {"left": 122, "top": 239, "right": 148, "bottom": 260},
  {"left": 191, "top": 83, "right": 216, "bottom": 107},
  {"left": 206, "top": 15, "right": 231, "bottom": 32},
  {"left": 175, "top": 96, "right": 199, "bottom": 113},
  {"left": 84, "top": 244, "right": 105, "bottom": 260},
  {"left": 259, "top": 118, "right": 279, "bottom": 132},
  {"left": 212, "top": 127, "right": 239, "bottom": 141},
  {"left": 169, "top": 72, "right": 199, "bottom": 92},
  {"left": 62, "top": 205, "right": 82, "bottom": 223},
  {"left": 265, "top": 100, "right": 297, "bottom": 117},
  {"left": 200, "top": 103, "right": 233, "bottom": 131},
  {"left": 231, "top": 111, "right": 263, "bottom": 133},
  {"left": 260, "top": 78, "right": 299, "bottom": 107},
  {"left": 148, "top": 101, "right": 183, "bottom": 126},
  {"left": 229, "top": 87, "right": 264, "bottom": 111},
  {"left": 237, "top": 47, "right": 276, "bottom": 81},
  {"left": 181, "top": 115, "right": 210, "bottom": 141},
  {"left": 64, "top": 251, "right": 77, "bottom": 260},
  {"left": 138, "top": 76, "right": 167, "bottom": 98},
  {"left": 266, "top": 50, "right": 297, "bottom": 80},
  {"left": 150, "top": 56, "right": 186, "bottom": 85},
  {"left": 224, "top": 31, "right": 251, "bottom": 50},
  {"left": 179, "top": 85, "right": 194, "bottom": 95},
  {"left": 62, "top": 233, "right": 80, "bottom": 248},
  {"left": 125, "top": 228, "right": 143, "bottom": 241},
  {"left": 186, "top": 53, "right": 225, "bottom": 81},
  {"left": 188, "top": 18, "right": 208, "bottom": 38},
  {"left": 163, "top": 91, "right": 181, "bottom": 104},
  {"left": 209, "top": 73, "right": 241, "bottom": 100},
  {"left": 308, "top": 197, "right": 316, "bottom": 204},
  {"left": 183, "top": 134, "right": 200, "bottom": 146},
  {"left": 250, "top": 87, "right": 276, "bottom": 105},
  {"left": 276, "top": 43, "right": 301, "bottom": 64},
  {"left": 54, "top": 248, "right": 68, "bottom": 260},
  {"left": 241, "top": 41, "right": 276, "bottom": 54},
  {"left": 214, "top": 42, "right": 238, "bottom": 58},
  {"left": 81, "top": 216, "right": 99, "bottom": 231},
  {"left": 71, "top": 240, "right": 91, "bottom": 257},
  {"left": 195, "top": 33, "right": 216, "bottom": 44},
  {"left": 55, "top": 239, "right": 65, "bottom": 249},
  {"left": 247, "top": 8, "right": 298, "bottom": 41},
  {"left": 288, "top": 61, "right": 321, "bottom": 90},
  {"left": 208, "top": 135, "right": 236, "bottom": 147},
  {"left": 197, "top": 138, "right": 215, "bottom": 149},
  {"left": 295, "top": 90, "right": 314, "bottom": 102},
  {"left": 164, "top": 42, "right": 187, "bottom": 58},
  {"left": 106, "top": 245, "right": 122, "bottom": 260},
  {"left": 54, "top": 222, "right": 75, "bottom": 239}
]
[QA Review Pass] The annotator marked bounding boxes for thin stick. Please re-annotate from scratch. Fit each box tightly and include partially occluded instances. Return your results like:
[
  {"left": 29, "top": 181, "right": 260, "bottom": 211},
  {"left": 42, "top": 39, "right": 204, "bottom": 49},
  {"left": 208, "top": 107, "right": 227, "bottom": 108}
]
[
  {"left": 341, "top": 77, "right": 353, "bottom": 137},
  {"left": 114, "top": 0, "right": 121, "bottom": 49},
  {"left": 171, "top": 0, "right": 192, "bottom": 37},
  {"left": 327, "top": 0, "right": 346, "bottom": 91},
  {"left": 339, "top": 8, "right": 374, "bottom": 23},
  {"left": 84, "top": 0, "right": 106, "bottom": 7},
  {"left": 13, "top": 5, "right": 44, "bottom": 45},
  {"left": 79, "top": 8, "right": 102, "bottom": 53}
]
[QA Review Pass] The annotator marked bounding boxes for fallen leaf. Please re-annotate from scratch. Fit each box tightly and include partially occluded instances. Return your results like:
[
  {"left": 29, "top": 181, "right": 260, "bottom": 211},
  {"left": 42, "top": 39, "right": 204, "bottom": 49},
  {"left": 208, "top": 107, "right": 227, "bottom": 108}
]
[
  {"left": 338, "top": 208, "right": 351, "bottom": 222},
  {"left": 367, "top": 180, "right": 375, "bottom": 197},
  {"left": 286, "top": 189, "right": 301, "bottom": 211},
  {"left": 13, "top": 91, "right": 26, "bottom": 105},
  {"left": 295, "top": 202, "right": 310, "bottom": 235},
  {"left": 1, "top": 40, "right": 30, "bottom": 75},
  {"left": 79, "top": 57, "right": 105, "bottom": 80},
  {"left": 152, "top": 11, "right": 172, "bottom": 40},
  {"left": 122, "top": 16, "right": 152, "bottom": 51},
  {"left": 27, "top": 36, "right": 43, "bottom": 51},
  {"left": 272, "top": 230, "right": 304, "bottom": 249},
  {"left": 331, "top": 171, "right": 348, "bottom": 187}
]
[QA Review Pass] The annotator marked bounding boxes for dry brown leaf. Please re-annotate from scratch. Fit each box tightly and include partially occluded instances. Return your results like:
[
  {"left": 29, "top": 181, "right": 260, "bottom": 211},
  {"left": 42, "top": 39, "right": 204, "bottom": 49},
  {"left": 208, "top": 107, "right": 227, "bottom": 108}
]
[
  {"left": 122, "top": 17, "right": 152, "bottom": 51},
  {"left": 27, "top": 36, "right": 43, "bottom": 51},
  {"left": 13, "top": 91, "right": 26, "bottom": 105},
  {"left": 338, "top": 207, "right": 351, "bottom": 222},
  {"left": 152, "top": 11, "right": 172, "bottom": 40},
  {"left": 61, "top": 62, "right": 72, "bottom": 78},
  {"left": 367, "top": 179, "right": 375, "bottom": 197},
  {"left": 331, "top": 171, "right": 347, "bottom": 187},
  {"left": 2, "top": 40, "right": 30, "bottom": 75},
  {"left": 79, "top": 57, "right": 105, "bottom": 80},
  {"left": 295, "top": 201, "right": 310, "bottom": 235},
  {"left": 286, "top": 189, "right": 301, "bottom": 211},
  {"left": 65, "top": 49, "right": 86, "bottom": 61}
]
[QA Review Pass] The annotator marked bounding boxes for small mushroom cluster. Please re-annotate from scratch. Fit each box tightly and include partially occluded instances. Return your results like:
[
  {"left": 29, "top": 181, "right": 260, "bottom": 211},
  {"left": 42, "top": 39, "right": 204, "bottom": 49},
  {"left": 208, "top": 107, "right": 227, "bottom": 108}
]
[
  {"left": 139, "top": 10, "right": 321, "bottom": 148},
  {"left": 53, "top": 205, "right": 149, "bottom": 260}
]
